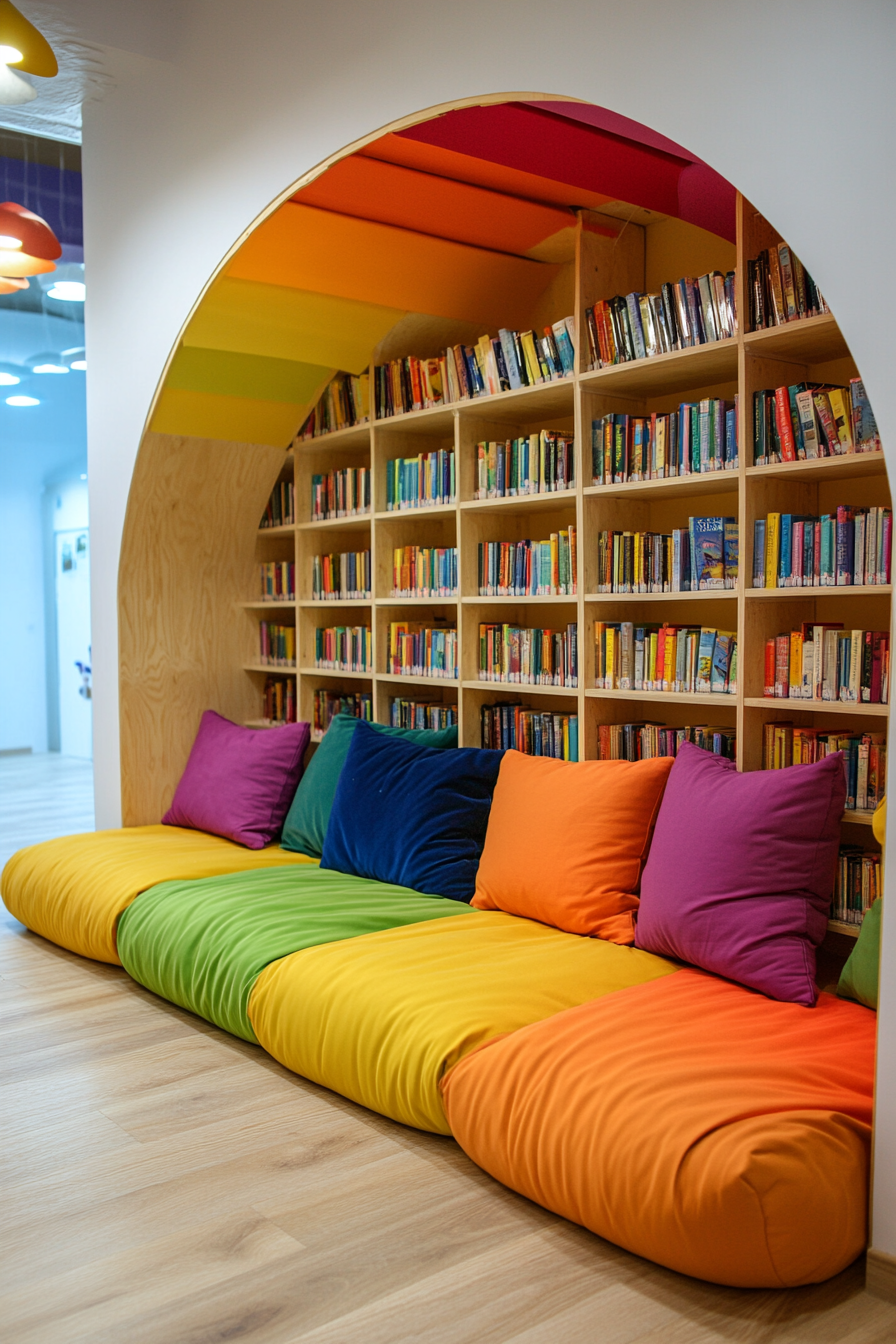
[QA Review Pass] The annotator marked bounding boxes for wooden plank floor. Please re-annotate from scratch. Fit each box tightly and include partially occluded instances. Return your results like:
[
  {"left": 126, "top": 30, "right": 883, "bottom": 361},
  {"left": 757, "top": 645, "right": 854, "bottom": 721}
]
[
  {"left": 1, "top": 766, "right": 895, "bottom": 1341},
  {"left": 0, "top": 752, "right": 95, "bottom": 871}
]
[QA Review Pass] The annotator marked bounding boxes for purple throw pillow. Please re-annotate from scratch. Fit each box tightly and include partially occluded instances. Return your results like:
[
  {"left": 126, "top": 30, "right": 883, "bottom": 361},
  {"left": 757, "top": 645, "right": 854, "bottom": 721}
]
[
  {"left": 634, "top": 742, "right": 846, "bottom": 1005},
  {"left": 163, "top": 710, "right": 310, "bottom": 849}
]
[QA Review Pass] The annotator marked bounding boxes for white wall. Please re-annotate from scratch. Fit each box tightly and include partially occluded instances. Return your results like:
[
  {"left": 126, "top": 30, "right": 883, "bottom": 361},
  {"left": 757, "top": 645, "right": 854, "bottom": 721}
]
[
  {"left": 0, "top": 456, "right": 47, "bottom": 753},
  {"left": 72, "top": 0, "right": 896, "bottom": 1260}
]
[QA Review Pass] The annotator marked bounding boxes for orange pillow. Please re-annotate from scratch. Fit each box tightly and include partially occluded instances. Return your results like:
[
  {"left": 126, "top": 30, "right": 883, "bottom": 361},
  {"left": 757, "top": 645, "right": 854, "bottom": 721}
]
[{"left": 471, "top": 751, "right": 674, "bottom": 942}]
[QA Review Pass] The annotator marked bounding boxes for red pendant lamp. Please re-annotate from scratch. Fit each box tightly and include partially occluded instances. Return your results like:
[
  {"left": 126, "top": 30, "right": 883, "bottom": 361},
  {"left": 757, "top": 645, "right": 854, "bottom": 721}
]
[{"left": 0, "top": 200, "right": 61, "bottom": 280}]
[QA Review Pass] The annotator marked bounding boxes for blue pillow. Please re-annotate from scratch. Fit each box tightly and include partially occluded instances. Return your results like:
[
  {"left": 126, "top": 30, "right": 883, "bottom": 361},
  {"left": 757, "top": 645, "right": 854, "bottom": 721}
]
[
  {"left": 320, "top": 721, "right": 503, "bottom": 902},
  {"left": 280, "top": 714, "right": 458, "bottom": 858}
]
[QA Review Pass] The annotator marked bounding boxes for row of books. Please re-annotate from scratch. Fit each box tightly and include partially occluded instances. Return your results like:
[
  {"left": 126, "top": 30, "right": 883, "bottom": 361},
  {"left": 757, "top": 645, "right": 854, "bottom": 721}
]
[
  {"left": 311, "top": 551, "right": 371, "bottom": 602},
  {"left": 584, "top": 270, "right": 736, "bottom": 369},
  {"left": 475, "top": 432, "right": 574, "bottom": 498},
  {"left": 761, "top": 724, "right": 885, "bottom": 811},
  {"left": 262, "top": 676, "right": 296, "bottom": 725},
  {"left": 764, "top": 626, "right": 890, "bottom": 703},
  {"left": 595, "top": 518, "right": 738, "bottom": 594},
  {"left": 480, "top": 703, "right": 579, "bottom": 761},
  {"left": 752, "top": 508, "right": 892, "bottom": 589},
  {"left": 591, "top": 400, "right": 738, "bottom": 484},
  {"left": 374, "top": 319, "right": 576, "bottom": 417},
  {"left": 310, "top": 467, "right": 371, "bottom": 521},
  {"left": 388, "top": 623, "right": 458, "bottom": 679},
  {"left": 314, "top": 625, "right": 372, "bottom": 673},
  {"left": 258, "top": 621, "right": 295, "bottom": 667},
  {"left": 747, "top": 244, "right": 827, "bottom": 331},
  {"left": 595, "top": 722, "right": 736, "bottom": 761},
  {"left": 260, "top": 479, "right": 295, "bottom": 529},
  {"left": 298, "top": 372, "right": 370, "bottom": 439},
  {"left": 312, "top": 689, "right": 372, "bottom": 737},
  {"left": 595, "top": 622, "right": 738, "bottom": 696},
  {"left": 386, "top": 450, "right": 456, "bottom": 511},
  {"left": 478, "top": 530, "right": 577, "bottom": 597},
  {"left": 260, "top": 561, "right": 294, "bottom": 602},
  {"left": 832, "top": 846, "right": 881, "bottom": 925},
  {"left": 390, "top": 699, "right": 458, "bottom": 731},
  {"left": 391, "top": 546, "right": 458, "bottom": 598},
  {"left": 478, "top": 623, "right": 578, "bottom": 688},
  {"left": 752, "top": 379, "right": 880, "bottom": 464}
]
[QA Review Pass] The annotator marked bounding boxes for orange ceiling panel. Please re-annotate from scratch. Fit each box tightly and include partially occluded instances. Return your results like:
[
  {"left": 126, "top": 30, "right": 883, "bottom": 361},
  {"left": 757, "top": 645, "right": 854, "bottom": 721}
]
[
  {"left": 292, "top": 155, "right": 574, "bottom": 257},
  {"left": 227, "top": 202, "right": 559, "bottom": 331},
  {"left": 360, "top": 133, "right": 615, "bottom": 214}
]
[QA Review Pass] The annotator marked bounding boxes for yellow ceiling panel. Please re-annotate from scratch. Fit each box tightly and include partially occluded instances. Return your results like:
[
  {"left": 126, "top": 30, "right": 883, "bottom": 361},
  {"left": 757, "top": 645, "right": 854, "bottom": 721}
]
[
  {"left": 226, "top": 203, "right": 559, "bottom": 331},
  {"left": 150, "top": 387, "right": 321, "bottom": 447},
  {"left": 183, "top": 277, "right": 404, "bottom": 374},
  {"left": 166, "top": 346, "right": 334, "bottom": 404}
]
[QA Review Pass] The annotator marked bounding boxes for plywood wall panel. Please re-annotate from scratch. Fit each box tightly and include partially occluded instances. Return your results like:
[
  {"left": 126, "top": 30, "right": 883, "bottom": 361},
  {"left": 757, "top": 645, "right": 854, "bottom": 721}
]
[{"left": 119, "top": 431, "right": 286, "bottom": 826}]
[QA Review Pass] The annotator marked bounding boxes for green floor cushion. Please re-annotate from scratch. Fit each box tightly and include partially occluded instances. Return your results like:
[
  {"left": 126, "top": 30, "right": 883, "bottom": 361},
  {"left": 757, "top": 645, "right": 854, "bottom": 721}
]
[
  {"left": 116, "top": 864, "right": 472, "bottom": 1042},
  {"left": 837, "top": 899, "right": 882, "bottom": 1010}
]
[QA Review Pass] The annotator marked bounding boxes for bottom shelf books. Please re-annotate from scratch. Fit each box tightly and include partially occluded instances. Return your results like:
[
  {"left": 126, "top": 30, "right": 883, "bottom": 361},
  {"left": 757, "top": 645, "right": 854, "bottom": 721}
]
[
  {"left": 595, "top": 623, "right": 737, "bottom": 695},
  {"left": 596, "top": 722, "right": 736, "bottom": 762},
  {"left": 479, "top": 623, "right": 577, "bottom": 687},
  {"left": 762, "top": 724, "right": 885, "bottom": 811},
  {"left": 481, "top": 702, "right": 578, "bottom": 760},
  {"left": 262, "top": 676, "right": 296, "bottom": 724},
  {"left": 833, "top": 845, "right": 881, "bottom": 925},
  {"left": 388, "top": 623, "right": 458, "bottom": 679},
  {"left": 314, "top": 626, "right": 372, "bottom": 672},
  {"left": 312, "top": 689, "right": 372, "bottom": 737},
  {"left": 390, "top": 698, "right": 458, "bottom": 731},
  {"left": 764, "top": 626, "right": 890, "bottom": 703}
]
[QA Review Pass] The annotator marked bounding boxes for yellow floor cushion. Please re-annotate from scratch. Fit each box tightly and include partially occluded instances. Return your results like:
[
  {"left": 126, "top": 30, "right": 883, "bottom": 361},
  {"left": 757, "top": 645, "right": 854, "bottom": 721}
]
[
  {"left": 1, "top": 826, "right": 315, "bottom": 964},
  {"left": 248, "top": 910, "right": 677, "bottom": 1134}
]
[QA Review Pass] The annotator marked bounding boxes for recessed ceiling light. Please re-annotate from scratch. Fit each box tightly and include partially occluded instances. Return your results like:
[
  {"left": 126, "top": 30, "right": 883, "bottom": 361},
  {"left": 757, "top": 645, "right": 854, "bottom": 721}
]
[
  {"left": 45, "top": 280, "right": 85, "bottom": 302},
  {"left": 70, "top": 359, "right": 86, "bottom": 371},
  {"left": 32, "top": 362, "right": 68, "bottom": 374},
  {"left": 80, "top": 473, "right": 87, "bottom": 480},
  {"left": 0, "top": 371, "right": 20, "bottom": 385},
  {"left": 6, "top": 394, "right": 39, "bottom": 406}
]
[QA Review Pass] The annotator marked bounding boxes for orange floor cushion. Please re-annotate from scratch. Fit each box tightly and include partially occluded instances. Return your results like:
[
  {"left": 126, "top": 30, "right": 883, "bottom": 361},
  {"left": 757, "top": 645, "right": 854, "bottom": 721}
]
[{"left": 440, "top": 968, "right": 876, "bottom": 1288}]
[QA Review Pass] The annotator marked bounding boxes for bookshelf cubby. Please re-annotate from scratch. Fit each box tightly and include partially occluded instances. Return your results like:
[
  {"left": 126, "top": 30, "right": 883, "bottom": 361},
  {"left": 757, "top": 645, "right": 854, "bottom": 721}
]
[{"left": 245, "top": 194, "right": 889, "bottom": 938}]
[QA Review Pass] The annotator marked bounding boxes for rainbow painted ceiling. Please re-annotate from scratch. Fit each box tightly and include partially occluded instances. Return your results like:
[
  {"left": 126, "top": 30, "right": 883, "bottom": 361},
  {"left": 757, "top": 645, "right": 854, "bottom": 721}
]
[{"left": 152, "top": 100, "right": 736, "bottom": 446}]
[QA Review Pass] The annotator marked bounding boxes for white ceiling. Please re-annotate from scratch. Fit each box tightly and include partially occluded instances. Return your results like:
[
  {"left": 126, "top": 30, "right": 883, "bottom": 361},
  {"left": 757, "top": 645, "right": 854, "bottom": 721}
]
[{"left": 0, "top": 1, "right": 186, "bottom": 142}]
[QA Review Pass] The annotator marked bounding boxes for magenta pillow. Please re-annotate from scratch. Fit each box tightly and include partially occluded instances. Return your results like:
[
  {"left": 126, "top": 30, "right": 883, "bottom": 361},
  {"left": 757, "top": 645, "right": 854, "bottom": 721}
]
[
  {"left": 163, "top": 711, "right": 310, "bottom": 849},
  {"left": 634, "top": 742, "right": 846, "bottom": 1005}
]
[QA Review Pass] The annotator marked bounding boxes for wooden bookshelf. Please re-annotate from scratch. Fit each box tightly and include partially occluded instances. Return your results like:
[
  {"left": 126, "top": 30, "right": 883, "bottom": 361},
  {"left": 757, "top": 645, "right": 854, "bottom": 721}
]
[{"left": 244, "top": 194, "right": 889, "bottom": 940}]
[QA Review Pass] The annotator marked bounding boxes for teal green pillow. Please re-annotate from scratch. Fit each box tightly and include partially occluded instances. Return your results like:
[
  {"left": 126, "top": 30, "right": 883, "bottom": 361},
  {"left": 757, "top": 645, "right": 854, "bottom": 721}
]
[
  {"left": 837, "top": 899, "right": 881, "bottom": 1010},
  {"left": 280, "top": 713, "right": 458, "bottom": 857}
]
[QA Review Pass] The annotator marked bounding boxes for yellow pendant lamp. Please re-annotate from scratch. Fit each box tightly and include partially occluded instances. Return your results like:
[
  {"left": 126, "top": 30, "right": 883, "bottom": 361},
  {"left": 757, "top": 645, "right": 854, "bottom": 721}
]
[
  {"left": 0, "top": 202, "right": 61, "bottom": 280},
  {"left": 0, "top": 1, "right": 57, "bottom": 76}
]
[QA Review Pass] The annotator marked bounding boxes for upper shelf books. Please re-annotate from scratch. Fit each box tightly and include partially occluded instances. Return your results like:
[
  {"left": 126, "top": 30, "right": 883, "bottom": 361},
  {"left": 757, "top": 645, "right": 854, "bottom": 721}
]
[
  {"left": 753, "top": 379, "right": 880, "bottom": 464},
  {"left": 585, "top": 270, "right": 736, "bottom": 369},
  {"left": 747, "top": 243, "right": 828, "bottom": 330},
  {"left": 299, "top": 372, "right": 370, "bottom": 440},
  {"left": 374, "top": 318, "right": 576, "bottom": 418}
]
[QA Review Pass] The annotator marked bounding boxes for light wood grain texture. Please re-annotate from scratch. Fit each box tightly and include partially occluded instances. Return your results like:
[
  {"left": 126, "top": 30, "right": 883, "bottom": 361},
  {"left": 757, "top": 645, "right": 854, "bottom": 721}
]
[
  {"left": 866, "top": 1249, "right": 896, "bottom": 1304},
  {"left": 1, "top": 908, "right": 894, "bottom": 1340},
  {"left": 118, "top": 431, "right": 289, "bottom": 824}
]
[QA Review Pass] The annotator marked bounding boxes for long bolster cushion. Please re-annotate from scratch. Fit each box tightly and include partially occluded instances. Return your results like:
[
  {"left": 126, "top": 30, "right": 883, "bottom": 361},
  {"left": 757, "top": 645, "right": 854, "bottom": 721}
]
[
  {"left": 0, "top": 826, "right": 317, "bottom": 965},
  {"left": 439, "top": 968, "right": 876, "bottom": 1289},
  {"left": 116, "top": 866, "right": 472, "bottom": 1042},
  {"left": 248, "top": 913, "right": 677, "bottom": 1134}
]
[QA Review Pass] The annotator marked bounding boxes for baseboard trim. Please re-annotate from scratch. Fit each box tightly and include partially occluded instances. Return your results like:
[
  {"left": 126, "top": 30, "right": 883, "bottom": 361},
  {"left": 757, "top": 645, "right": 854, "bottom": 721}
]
[
  {"left": 0, "top": 747, "right": 33, "bottom": 757},
  {"left": 866, "top": 1248, "right": 896, "bottom": 1303}
]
